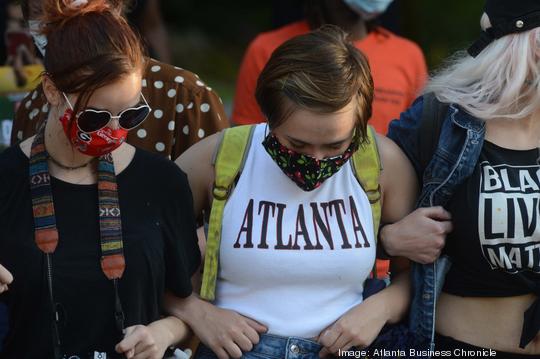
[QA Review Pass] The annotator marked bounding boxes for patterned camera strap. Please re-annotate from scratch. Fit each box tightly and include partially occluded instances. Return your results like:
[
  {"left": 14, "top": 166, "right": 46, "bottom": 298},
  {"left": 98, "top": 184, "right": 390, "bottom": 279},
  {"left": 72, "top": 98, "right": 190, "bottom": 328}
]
[{"left": 29, "top": 123, "right": 126, "bottom": 356}]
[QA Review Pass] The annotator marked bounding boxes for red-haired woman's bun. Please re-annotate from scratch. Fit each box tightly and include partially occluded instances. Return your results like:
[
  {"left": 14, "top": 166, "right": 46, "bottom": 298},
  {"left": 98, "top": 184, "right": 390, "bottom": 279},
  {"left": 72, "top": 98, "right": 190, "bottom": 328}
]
[
  {"left": 41, "top": 0, "right": 144, "bottom": 115},
  {"left": 41, "top": 0, "right": 114, "bottom": 35}
]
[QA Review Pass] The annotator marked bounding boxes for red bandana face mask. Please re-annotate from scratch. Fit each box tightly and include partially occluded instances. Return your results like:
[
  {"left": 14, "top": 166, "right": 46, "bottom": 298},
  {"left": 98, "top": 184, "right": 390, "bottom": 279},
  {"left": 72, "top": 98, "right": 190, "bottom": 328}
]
[
  {"left": 59, "top": 108, "right": 128, "bottom": 157},
  {"left": 59, "top": 97, "right": 129, "bottom": 157}
]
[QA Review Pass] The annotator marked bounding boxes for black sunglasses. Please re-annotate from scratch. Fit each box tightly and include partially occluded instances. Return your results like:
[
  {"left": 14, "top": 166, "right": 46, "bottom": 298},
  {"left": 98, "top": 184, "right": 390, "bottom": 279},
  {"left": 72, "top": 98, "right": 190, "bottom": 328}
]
[{"left": 62, "top": 93, "right": 151, "bottom": 133}]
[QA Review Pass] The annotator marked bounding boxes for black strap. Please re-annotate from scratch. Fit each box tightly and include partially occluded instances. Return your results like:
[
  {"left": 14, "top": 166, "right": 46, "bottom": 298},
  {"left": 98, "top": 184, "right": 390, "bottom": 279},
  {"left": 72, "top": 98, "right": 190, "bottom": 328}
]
[
  {"left": 418, "top": 93, "right": 449, "bottom": 173},
  {"left": 44, "top": 259, "right": 126, "bottom": 358},
  {"left": 113, "top": 279, "right": 125, "bottom": 335},
  {"left": 45, "top": 254, "right": 63, "bottom": 359}
]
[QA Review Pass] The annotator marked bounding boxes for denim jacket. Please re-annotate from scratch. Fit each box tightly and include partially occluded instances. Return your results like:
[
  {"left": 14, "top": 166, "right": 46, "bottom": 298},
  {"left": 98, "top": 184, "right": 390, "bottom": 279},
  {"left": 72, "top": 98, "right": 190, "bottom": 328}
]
[{"left": 387, "top": 95, "right": 486, "bottom": 351}]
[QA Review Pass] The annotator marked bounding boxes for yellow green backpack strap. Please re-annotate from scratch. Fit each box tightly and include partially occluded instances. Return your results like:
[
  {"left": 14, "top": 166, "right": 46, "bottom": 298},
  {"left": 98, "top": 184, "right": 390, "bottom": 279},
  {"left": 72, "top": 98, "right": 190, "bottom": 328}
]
[
  {"left": 200, "top": 125, "right": 255, "bottom": 301},
  {"left": 351, "top": 125, "right": 382, "bottom": 277}
]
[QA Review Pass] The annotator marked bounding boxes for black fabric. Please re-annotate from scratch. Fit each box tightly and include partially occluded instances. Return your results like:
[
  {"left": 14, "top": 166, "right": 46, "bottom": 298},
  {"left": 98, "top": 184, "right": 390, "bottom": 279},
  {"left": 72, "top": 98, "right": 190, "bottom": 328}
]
[
  {"left": 435, "top": 332, "right": 538, "bottom": 358},
  {"left": 443, "top": 141, "right": 540, "bottom": 296},
  {"left": 442, "top": 141, "right": 540, "bottom": 348},
  {"left": 0, "top": 145, "right": 200, "bottom": 358},
  {"left": 418, "top": 93, "right": 448, "bottom": 178},
  {"left": 468, "top": 0, "right": 540, "bottom": 56},
  {"left": 485, "top": 0, "right": 540, "bottom": 26}
]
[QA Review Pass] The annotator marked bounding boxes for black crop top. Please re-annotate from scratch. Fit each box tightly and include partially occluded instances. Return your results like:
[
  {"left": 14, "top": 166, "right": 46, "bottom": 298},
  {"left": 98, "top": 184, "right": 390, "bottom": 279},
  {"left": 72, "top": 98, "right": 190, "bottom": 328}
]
[{"left": 443, "top": 141, "right": 540, "bottom": 296}]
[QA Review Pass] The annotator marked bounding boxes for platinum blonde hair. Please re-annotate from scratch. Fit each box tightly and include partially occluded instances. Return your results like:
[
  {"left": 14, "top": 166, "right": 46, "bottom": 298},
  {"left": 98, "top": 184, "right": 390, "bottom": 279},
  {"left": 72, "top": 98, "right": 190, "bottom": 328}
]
[{"left": 425, "top": 14, "right": 540, "bottom": 120}]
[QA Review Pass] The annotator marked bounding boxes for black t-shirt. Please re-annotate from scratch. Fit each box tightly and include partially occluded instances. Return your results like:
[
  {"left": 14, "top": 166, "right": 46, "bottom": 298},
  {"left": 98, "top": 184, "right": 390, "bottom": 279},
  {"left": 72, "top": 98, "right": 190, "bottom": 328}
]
[
  {"left": 0, "top": 145, "right": 200, "bottom": 358},
  {"left": 443, "top": 141, "right": 540, "bottom": 296}
]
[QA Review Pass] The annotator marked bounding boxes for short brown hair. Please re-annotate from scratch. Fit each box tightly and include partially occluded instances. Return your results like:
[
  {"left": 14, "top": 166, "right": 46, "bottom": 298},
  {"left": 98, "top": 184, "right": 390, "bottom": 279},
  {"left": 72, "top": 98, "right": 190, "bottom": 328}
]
[
  {"left": 255, "top": 24, "right": 373, "bottom": 142},
  {"left": 41, "top": 0, "right": 145, "bottom": 117}
]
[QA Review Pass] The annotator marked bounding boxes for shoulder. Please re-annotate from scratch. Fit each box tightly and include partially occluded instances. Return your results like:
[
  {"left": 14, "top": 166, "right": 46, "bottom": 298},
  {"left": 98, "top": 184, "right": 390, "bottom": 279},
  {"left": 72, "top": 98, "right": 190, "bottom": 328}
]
[
  {"left": 259, "top": 20, "right": 309, "bottom": 39},
  {"left": 18, "top": 86, "right": 47, "bottom": 119},
  {"left": 174, "top": 131, "right": 222, "bottom": 204},
  {"left": 388, "top": 94, "right": 426, "bottom": 134},
  {"left": 13, "top": 87, "right": 47, "bottom": 145},
  {"left": 375, "top": 133, "right": 405, "bottom": 168},
  {"left": 135, "top": 147, "right": 188, "bottom": 181},
  {"left": 375, "top": 132, "right": 414, "bottom": 182},
  {"left": 175, "top": 130, "right": 222, "bottom": 171},
  {"left": 249, "top": 20, "right": 310, "bottom": 53},
  {"left": 374, "top": 133, "right": 418, "bottom": 199},
  {"left": 131, "top": 147, "right": 195, "bottom": 200},
  {"left": 142, "top": 58, "right": 209, "bottom": 96}
]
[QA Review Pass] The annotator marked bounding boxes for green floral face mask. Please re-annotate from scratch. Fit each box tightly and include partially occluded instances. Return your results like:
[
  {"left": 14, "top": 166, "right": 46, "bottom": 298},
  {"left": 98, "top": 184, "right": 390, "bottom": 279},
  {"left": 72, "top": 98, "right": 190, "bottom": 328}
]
[{"left": 262, "top": 133, "right": 359, "bottom": 191}]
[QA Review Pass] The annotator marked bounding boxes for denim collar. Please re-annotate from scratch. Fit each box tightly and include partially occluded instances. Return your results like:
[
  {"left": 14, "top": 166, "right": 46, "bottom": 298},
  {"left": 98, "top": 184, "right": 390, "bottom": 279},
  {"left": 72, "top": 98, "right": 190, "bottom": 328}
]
[{"left": 449, "top": 104, "right": 486, "bottom": 133}]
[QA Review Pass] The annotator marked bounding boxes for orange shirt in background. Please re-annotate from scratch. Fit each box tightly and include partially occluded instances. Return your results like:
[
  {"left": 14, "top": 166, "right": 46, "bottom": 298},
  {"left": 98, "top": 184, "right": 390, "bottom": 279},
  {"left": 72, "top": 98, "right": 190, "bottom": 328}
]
[{"left": 232, "top": 20, "right": 428, "bottom": 135}]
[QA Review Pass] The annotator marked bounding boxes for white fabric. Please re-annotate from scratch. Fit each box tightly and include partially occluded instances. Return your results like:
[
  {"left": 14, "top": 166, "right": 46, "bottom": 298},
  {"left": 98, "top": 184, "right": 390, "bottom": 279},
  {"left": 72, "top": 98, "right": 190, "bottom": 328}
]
[
  {"left": 71, "top": 0, "right": 89, "bottom": 7},
  {"left": 215, "top": 124, "right": 376, "bottom": 338}
]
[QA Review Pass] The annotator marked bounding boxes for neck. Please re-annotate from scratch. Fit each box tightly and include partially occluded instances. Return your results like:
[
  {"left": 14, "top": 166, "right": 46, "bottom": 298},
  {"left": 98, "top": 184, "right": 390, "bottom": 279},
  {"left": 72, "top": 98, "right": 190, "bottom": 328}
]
[
  {"left": 486, "top": 110, "right": 540, "bottom": 149},
  {"left": 522, "top": 110, "right": 540, "bottom": 133},
  {"left": 502, "top": 109, "right": 540, "bottom": 134},
  {"left": 320, "top": 0, "right": 369, "bottom": 41},
  {"left": 343, "top": 20, "right": 368, "bottom": 41},
  {"left": 44, "top": 107, "right": 95, "bottom": 168}
]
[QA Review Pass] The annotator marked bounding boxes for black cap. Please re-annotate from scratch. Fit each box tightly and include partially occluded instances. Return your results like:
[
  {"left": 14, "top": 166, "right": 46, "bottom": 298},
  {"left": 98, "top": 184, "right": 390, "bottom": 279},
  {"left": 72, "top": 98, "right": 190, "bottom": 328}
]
[{"left": 468, "top": 0, "right": 540, "bottom": 57}]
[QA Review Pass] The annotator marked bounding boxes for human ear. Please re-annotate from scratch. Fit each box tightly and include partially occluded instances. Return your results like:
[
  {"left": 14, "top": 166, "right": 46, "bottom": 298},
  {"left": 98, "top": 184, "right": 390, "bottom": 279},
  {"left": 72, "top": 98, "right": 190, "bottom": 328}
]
[{"left": 42, "top": 74, "right": 63, "bottom": 107}]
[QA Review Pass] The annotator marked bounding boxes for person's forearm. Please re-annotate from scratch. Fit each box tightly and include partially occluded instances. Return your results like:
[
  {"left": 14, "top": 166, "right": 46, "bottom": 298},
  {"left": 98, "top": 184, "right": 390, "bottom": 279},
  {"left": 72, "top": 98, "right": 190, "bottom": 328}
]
[
  {"left": 379, "top": 223, "right": 400, "bottom": 257},
  {"left": 378, "top": 207, "right": 450, "bottom": 264},
  {"left": 164, "top": 292, "right": 204, "bottom": 327},
  {"left": 370, "top": 270, "right": 411, "bottom": 324},
  {"left": 149, "top": 316, "right": 192, "bottom": 347}
]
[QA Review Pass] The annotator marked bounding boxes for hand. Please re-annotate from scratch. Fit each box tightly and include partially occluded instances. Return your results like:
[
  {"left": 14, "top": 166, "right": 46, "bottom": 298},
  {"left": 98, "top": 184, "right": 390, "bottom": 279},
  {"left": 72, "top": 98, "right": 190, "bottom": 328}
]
[
  {"left": 0, "top": 264, "right": 13, "bottom": 293},
  {"left": 115, "top": 323, "right": 171, "bottom": 359},
  {"left": 317, "top": 297, "right": 388, "bottom": 357},
  {"left": 381, "top": 206, "right": 452, "bottom": 264},
  {"left": 189, "top": 298, "right": 267, "bottom": 359}
]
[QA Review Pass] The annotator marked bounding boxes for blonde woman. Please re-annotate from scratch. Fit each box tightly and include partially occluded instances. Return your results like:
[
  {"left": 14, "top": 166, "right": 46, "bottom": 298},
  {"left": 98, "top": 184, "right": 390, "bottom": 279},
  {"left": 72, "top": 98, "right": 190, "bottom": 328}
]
[{"left": 387, "top": 0, "right": 540, "bottom": 356}]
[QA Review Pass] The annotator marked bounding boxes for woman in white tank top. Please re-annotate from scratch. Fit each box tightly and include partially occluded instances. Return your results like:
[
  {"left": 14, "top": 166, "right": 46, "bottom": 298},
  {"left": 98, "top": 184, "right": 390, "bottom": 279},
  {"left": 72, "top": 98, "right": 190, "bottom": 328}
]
[{"left": 169, "top": 25, "right": 419, "bottom": 359}]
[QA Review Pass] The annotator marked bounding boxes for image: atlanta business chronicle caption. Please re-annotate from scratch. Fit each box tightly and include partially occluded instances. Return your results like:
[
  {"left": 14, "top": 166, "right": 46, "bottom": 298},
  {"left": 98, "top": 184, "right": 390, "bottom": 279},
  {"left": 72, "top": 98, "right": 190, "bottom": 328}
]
[{"left": 338, "top": 348, "right": 498, "bottom": 358}]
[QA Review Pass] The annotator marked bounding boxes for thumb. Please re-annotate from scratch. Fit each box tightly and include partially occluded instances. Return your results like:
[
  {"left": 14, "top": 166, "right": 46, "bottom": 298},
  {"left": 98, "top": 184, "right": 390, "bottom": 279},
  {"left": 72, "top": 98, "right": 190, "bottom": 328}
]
[
  {"left": 439, "top": 220, "right": 453, "bottom": 234},
  {"left": 115, "top": 325, "right": 138, "bottom": 354}
]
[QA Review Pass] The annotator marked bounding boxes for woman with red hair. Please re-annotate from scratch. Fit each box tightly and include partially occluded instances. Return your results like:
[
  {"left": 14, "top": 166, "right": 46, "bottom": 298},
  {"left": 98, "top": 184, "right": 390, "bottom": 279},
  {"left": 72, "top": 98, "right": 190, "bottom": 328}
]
[{"left": 0, "top": 1, "right": 200, "bottom": 358}]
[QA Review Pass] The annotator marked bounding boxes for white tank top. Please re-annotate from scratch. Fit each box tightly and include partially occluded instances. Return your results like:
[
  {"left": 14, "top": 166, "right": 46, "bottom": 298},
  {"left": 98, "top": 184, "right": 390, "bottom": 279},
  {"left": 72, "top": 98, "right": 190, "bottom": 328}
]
[{"left": 215, "top": 124, "right": 376, "bottom": 338}]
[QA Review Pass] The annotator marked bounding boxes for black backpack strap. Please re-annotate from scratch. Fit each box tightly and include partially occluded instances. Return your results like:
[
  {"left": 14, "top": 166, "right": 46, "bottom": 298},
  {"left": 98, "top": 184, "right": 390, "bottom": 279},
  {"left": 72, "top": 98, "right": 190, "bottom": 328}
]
[{"left": 418, "top": 93, "right": 449, "bottom": 172}]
